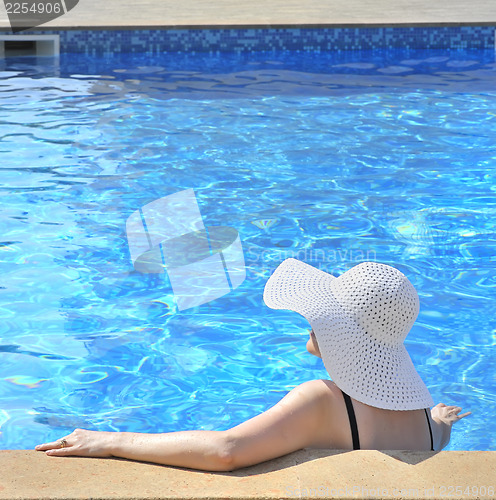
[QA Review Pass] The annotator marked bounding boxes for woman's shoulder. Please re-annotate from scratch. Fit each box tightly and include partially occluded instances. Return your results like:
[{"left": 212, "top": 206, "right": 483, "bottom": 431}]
[
  {"left": 288, "top": 379, "right": 355, "bottom": 448},
  {"left": 290, "top": 379, "right": 343, "bottom": 407},
  {"left": 294, "top": 378, "right": 337, "bottom": 393}
]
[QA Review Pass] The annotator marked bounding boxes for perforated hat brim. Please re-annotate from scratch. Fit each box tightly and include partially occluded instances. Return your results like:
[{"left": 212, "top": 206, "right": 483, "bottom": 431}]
[
  {"left": 263, "top": 258, "right": 336, "bottom": 321},
  {"left": 263, "top": 259, "right": 434, "bottom": 411}
]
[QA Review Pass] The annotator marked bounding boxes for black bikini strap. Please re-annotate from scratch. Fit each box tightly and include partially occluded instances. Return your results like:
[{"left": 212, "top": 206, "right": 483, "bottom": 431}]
[
  {"left": 342, "top": 391, "right": 360, "bottom": 450},
  {"left": 425, "top": 408, "right": 434, "bottom": 451}
]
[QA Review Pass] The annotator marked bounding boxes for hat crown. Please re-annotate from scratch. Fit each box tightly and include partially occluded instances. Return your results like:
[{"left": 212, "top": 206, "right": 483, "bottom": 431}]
[{"left": 330, "top": 262, "right": 419, "bottom": 346}]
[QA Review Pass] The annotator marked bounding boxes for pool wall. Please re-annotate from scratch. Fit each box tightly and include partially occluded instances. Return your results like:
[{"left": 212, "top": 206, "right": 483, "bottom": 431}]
[{"left": 0, "top": 25, "right": 495, "bottom": 53}]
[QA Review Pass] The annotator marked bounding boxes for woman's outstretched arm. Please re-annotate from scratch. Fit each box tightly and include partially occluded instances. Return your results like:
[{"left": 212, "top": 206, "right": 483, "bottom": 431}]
[
  {"left": 37, "top": 428, "right": 236, "bottom": 471},
  {"left": 35, "top": 380, "right": 330, "bottom": 471}
]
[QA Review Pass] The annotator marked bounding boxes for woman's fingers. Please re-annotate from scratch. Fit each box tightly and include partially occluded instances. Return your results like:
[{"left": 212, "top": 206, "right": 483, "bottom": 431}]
[
  {"left": 445, "top": 406, "right": 471, "bottom": 421},
  {"left": 36, "top": 431, "right": 81, "bottom": 456},
  {"left": 449, "top": 407, "right": 471, "bottom": 417},
  {"left": 36, "top": 442, "right": 77, "bottom": 456},
  {"left": 35, "top": 442, "right": 53, "bottom": 451},
  {"left": 45, "top": 445, "right": 78, "bottom": 457},
  {"left": 431, "top": 404, "right": 471, "bottom": 424},
  {"left": 35, "top": 436, "right": 71, "bottom": 452}
]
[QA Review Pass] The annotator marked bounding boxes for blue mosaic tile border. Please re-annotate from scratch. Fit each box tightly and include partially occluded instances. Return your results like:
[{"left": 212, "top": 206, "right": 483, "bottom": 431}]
[{"left": 6, "top": 26, "right": 496, "bottom": 53}]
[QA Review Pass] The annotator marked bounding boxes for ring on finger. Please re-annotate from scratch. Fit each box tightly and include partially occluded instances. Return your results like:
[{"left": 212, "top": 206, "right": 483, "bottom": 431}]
[{"left": 59, "top": 438, "right": 68, "bottom": 448}]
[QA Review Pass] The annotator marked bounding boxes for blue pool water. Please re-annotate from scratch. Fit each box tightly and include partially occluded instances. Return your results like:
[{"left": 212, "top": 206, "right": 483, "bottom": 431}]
[{"left": 0, "top": 48, "right": 495, "bottom": 451}]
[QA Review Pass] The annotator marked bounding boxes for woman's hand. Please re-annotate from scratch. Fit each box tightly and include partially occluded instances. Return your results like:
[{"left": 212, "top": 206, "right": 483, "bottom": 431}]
[
  {"left": 430, "top": 404, "right": 471, "bottom": 451},
  {"left": 431, "top": 403, "right": 471, "bottom": 426},
  {"left": 35, "top": 428, "right": 115, "bottom": 458}
]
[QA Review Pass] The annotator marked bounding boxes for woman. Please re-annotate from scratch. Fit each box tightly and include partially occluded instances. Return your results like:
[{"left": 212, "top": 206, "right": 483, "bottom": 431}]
[{"left": 36, "top": 259, "right": 470, "bottom": 471}]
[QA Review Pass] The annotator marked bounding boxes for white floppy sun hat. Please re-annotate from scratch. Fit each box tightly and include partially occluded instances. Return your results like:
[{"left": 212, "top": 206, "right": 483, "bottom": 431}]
[{"left": 263, "top": 258, "right": 434, "bottom": 411}]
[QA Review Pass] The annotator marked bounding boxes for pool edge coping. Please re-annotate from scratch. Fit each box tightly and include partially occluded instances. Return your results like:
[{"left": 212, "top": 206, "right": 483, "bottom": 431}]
[
  {"left": 1, "top": 449, "right": 495, "bottom": 499},
  {"left": 2, "top": 21, "right": 496, "bottom": 31}
]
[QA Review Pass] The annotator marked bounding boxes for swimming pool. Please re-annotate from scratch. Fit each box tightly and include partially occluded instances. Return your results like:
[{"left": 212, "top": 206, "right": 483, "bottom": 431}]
[{"left": 0, "top": 47, "right": 495, "bottom": 451}]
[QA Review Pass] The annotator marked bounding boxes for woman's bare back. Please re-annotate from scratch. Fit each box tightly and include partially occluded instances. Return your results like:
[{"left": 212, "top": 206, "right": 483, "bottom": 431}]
[{"left": 315, "top": 380, "right": 466, "bottom": 452}]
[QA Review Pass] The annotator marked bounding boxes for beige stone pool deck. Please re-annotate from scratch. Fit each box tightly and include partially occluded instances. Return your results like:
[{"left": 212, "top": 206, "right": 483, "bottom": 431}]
[
  {"left": 1, "top": 1, "right": 495, "bottom": 499},
  {"left": 2, "top": 448, "right": 495, "bottom": 500}
]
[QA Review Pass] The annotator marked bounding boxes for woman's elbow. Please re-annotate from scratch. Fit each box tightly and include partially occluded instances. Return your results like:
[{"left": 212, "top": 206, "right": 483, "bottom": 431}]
[
  {"left": 208, "top": 448, "right": 236, "bottom": 472},
  {"left": 210, "top": 433, "right": 249, "bottom": 472}
]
